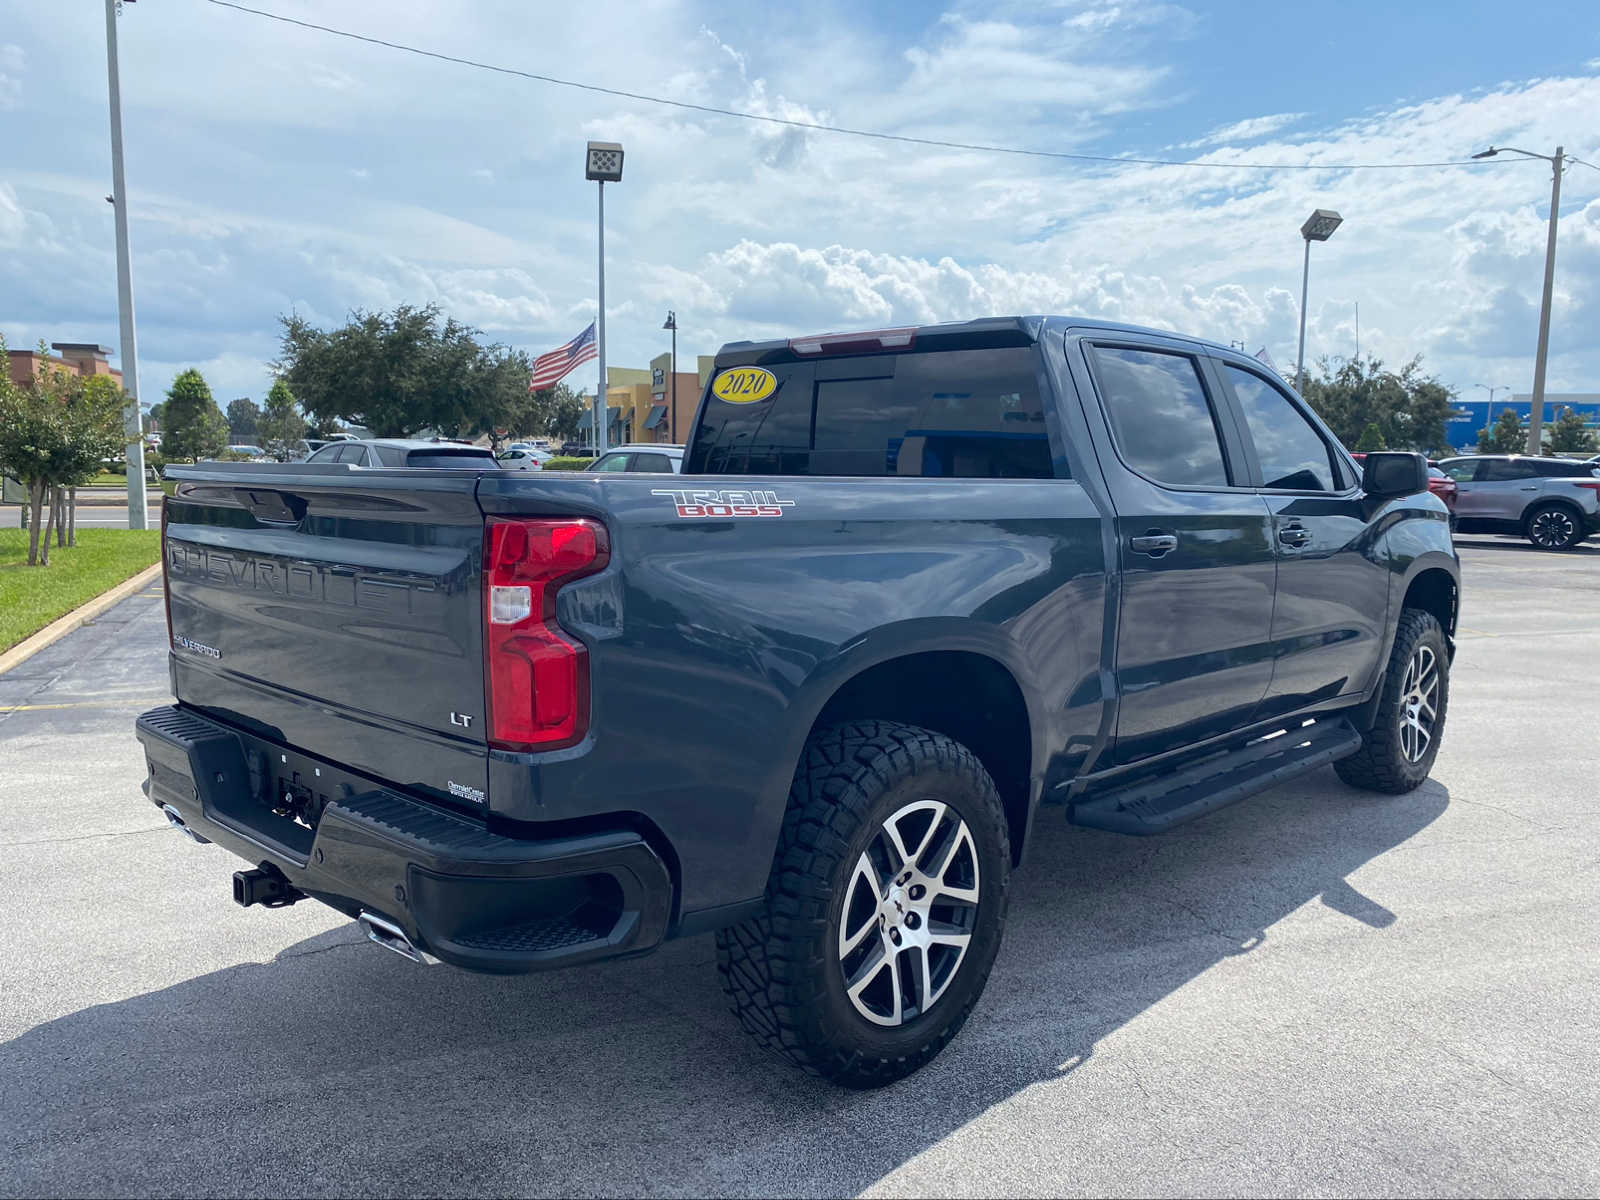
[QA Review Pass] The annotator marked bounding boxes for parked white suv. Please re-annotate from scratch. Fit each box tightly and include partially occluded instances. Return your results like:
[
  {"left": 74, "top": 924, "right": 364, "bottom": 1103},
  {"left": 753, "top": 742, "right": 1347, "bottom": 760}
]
[{"left": 1436, "top": 455, "right": 1600, "bottom": 550}]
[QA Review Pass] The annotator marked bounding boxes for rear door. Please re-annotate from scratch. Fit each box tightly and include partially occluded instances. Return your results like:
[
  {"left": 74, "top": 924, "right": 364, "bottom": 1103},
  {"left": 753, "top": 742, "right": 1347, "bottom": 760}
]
[
  {"left": 1460, "top": 457, "right": 1538, "bottom": 521},
  {"left": 163, "top": 464, "right": 491, "bottom": 809},
  {"left": 1214, "top": 360, "right": 1390, "bottom": 717},
  {"left": 1074, "top": 336, "right": 1277, "bottom": 765}
]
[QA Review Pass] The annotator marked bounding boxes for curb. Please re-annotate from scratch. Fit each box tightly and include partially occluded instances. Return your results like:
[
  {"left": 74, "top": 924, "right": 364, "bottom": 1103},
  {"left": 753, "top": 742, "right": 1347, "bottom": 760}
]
[{"left": 0, "top": 562, "right": 164, "bottom": 678}]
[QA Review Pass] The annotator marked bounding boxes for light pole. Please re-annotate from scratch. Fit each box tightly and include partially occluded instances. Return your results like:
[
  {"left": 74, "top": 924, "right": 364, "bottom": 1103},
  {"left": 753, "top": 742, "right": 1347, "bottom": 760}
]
[
  {"left": 585, "top": 141, "right": 623, "bottom": 456},
  {"left": 662, "top": 310, "right": 677, "bottom": 442},
  {"left": 1475, "top": 383, "right": 1512, "bottom": 430},
  {"left": 104, "top": 0, "right": 149, "bottom": 529},
  {"left": 1295, "top": 208, "right": 1343, "bottom": 393},
  {"left": 1471, "top": 146, "right": 1567, "bottom": 455}
]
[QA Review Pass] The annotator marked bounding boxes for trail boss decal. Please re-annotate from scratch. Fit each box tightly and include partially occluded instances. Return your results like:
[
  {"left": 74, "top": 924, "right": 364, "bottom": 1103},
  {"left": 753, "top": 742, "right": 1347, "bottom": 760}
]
[
  {"left": 711, "top": 367, "right": 778, "bottom": 404},
  {"left": 652, "top": 488, "right": 796, "bottom": 519}
]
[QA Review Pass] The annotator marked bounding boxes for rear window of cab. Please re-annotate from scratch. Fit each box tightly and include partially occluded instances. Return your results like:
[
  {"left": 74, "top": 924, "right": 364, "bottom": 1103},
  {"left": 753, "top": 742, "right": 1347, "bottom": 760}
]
[{"left": 686, "top": 347, "right": 1056, "bottom": 478}]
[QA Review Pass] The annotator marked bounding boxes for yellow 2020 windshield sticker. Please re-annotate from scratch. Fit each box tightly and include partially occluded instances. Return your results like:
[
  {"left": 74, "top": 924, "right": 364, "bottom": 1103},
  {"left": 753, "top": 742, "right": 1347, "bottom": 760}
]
[{"left": 712, "top": 367, "right": 777, "bottom": 404}]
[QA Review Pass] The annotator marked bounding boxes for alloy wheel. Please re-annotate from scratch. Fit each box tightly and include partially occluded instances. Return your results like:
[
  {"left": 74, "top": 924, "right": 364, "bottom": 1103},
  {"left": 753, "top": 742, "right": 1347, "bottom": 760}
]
[
  {"left": 1530, "top": 508, "right": 1576, "bottom": 549},
  {"left": 837, "top": 799, "right": 981, "bottom": 1027},
  {"left": 1398, "top": 643, "right": 1439, "bottom": 763}
]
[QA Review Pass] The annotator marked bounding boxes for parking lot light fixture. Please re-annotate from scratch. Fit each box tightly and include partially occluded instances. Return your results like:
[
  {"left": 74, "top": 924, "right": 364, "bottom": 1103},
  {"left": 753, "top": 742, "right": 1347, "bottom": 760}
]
[
  {"left": 585, "top": 142, "right": 623, "bottom": 455},
  {"left": 662, "top": 310, "right": 678, "bottom": 442},
  {"left": 1295, "top": 208, "right": 1343, "bottom": 393},
  {"left": 1471, "top": 145, "right": 1564, "bottom": 454}
]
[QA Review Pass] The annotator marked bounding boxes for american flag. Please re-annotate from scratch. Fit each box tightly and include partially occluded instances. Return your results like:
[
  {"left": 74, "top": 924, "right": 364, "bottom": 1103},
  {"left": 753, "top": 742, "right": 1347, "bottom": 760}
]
[{"left": 529, "top": 322, "right": 598, "bottom": 392}]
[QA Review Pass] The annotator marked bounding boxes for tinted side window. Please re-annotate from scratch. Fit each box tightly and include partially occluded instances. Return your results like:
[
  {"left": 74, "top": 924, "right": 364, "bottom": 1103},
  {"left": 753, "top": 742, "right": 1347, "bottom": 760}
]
[
  {"left": 686, "top": 347, "right": 1054, "bottom": 478},
  {"left": 1092, "top": 347, "right": 1229, "bottom": 487},
  {"left": 404, "top": 450, "right": 497, "bottom": 468},
  {"left": 332, "top": 444, "right": 364, "bottom": 464},
  {"left": 1482, "top": 459, "right": 1538, "bottom": 481},
  {"left": 630, "top": 453, "right": 674, "bottom": 472},
  {"left": 590, "top": 453, "right": 632, "bottom": 472},
  {"left": 1536, "top": 460, "right": 1591, "bottom": 477},
  {"left": 305, "top": 445, "right": 341, "bottom": 463},
  {"left": 1225, "top": 366, "right": 1338, "bottom": 491},
  {"left": 1439, "top": 460, "right": 1478, "bottom": 483}
]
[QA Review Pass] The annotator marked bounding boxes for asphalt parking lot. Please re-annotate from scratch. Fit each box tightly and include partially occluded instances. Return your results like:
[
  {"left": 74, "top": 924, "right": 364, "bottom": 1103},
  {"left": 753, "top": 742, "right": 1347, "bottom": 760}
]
[{"left": 2, "top": 537, "right": 1597, "bottom": 1198}]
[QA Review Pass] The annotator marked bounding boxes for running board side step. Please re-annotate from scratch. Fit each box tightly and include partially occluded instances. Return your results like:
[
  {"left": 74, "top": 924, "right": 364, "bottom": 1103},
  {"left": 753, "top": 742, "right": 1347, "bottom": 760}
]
[{"left": 1068, "top": 718, "right": 1363, "bottom": 835}]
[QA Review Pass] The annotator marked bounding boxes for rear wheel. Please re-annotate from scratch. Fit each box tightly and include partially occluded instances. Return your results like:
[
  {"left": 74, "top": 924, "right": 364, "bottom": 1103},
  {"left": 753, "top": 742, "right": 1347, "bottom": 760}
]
[
  {"left": 717, "top": 720, "right": 1011, "bottom": 1088},
  {"left": 1335, "top": 609, "right": 1449, "bottom": 794},
  {"left": 1525, "top": 502, "right": 1586, "bottom": 551}
]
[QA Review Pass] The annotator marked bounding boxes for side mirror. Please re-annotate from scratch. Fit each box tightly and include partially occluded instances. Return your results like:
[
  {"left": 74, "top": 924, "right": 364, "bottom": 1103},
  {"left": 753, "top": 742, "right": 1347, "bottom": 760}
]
[{"left": 1361, "top": 451, "right": 1428, "bottom": 499}]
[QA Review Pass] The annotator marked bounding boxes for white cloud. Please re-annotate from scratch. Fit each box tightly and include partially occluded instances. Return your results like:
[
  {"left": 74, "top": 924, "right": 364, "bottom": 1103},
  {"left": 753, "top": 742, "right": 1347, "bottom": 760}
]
[
  {"left": 0, "top": 43, "right": 23, "bottom": 110},
  {"left": 1185, "top": 112, "right": 1307, "bottom": 148}
]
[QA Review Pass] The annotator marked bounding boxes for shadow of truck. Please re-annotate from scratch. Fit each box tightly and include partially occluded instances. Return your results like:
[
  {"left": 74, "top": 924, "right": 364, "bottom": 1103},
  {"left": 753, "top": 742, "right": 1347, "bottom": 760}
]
[{"left": 0, "top": 772, "right": 1447, "bottom": 1197}]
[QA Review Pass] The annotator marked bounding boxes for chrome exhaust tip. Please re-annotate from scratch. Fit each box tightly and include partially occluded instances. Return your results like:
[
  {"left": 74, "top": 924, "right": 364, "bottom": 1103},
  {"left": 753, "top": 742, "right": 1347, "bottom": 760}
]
[
  {"left": 161, "top": 803, "right": 211, "bottom": 845},
  {"left": 358, "top": 911, "right": 433, "bottom": 965}
]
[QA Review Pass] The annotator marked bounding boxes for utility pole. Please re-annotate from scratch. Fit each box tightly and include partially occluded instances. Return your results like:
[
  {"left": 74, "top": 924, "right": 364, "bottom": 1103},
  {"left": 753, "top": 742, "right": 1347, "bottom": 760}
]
[
  {"left": 104, "top": 0, "right": 149, "bottom": 528},
  {"left": 1528, "top": 147, "right": 1564, "bottom": 456},
  {"left": 1471, "top": 144, "right": 1567, "bottom": 455}
]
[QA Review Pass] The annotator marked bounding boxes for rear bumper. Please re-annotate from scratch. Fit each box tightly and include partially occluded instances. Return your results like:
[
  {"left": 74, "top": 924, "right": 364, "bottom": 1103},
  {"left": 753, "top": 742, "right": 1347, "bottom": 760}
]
[{"left": 134, "top": 705, "right": 673, "bottom": 974}]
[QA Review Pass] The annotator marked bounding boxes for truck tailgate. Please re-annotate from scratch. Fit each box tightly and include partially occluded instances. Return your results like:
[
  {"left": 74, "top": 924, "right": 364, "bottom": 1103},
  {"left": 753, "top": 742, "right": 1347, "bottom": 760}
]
[{"left": 162, "top": 464, "right": 491, "bottom": 808}]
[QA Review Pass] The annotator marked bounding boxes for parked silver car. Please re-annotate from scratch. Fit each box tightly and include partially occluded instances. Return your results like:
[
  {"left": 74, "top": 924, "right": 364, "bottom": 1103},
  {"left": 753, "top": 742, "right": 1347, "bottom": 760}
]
[
  {"left": 584, "top": 444, "right": 684, "bottom": 473},
  {"left": 1436, "top": 455, "right": 1600, "bottom": 550}
]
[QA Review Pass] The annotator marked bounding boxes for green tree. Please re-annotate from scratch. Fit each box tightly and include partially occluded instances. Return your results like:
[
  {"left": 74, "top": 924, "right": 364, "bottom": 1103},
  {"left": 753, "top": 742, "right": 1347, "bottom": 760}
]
[
  {"left": 162, "top": 369, "right": 229, "bottom": 462},
  {"left": 1354, "top": 423, "right": 1387, "bottom": 452},
  {"left": 543, "top": 384, "right": 588, "bottom": 442},
  {"left": 1301, "top": 355, "right": 1457, "bottom": 454},
  {"left": 0, "top": 339, "right": 123, "bottom": 562},
  {"left": 1477, "top": 408, "right": 1527, "bottom": 455},
  {"left": 145, "top": 401, "right": 165, "bottom": 431},
  {"left": 257, "top": 378, "right": 307, "bottom": 460},
  {"left": 1545, "top": 406, "right": 1598, "bottom": 456},
  {"left": 276, "top": 304, "right": 532, "bottom": 439},
  {"left": 226, "top": 397, "right": 261, "bottom": 441}
]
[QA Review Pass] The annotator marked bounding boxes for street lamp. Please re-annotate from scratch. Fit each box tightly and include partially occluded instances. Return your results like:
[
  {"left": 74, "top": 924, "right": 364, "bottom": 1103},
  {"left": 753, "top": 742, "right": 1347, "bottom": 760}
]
[
  {"left": 1471, "top": 145, "right": 1565, "bottom": 455},
  {"left": 661, "top": 310, "right": 677, "bottom": 442},
  {"left": 1295, "top": 208, "right": 1343, "bottom": 393},
  {"left": 585, "top": 140, "right": 623, "bottom": 455},
  {"left": 1475, "top": 383, "right": 1512, "bottom": 429},
  {"left": 103, "top": 0, "right": 149, "bottom": 529}
]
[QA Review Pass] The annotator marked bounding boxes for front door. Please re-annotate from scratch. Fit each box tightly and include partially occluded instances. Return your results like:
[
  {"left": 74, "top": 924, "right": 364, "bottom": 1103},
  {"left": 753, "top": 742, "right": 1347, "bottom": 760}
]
[
  {"left": 1216, "top": 361, "right": 1391, "bottom": 716},
  {"left": 1455, "top": 456, "right": 1539, "bottom": 524},
  {"left": 1077, "top": 339, "right": 1278, "bottom": 766}
]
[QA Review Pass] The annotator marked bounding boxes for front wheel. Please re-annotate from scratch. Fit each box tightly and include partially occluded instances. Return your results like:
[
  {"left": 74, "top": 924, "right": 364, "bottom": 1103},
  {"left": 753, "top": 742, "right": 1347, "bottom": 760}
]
[
  {"left": 717, "top": 720, "right": 1011, "bottom": 1088},
  {"left": 1335, "top": 609, "right": 1449, "bottom": 794},
  {"left": 1525, "top": 502, "right": 1586, "bottom": 551}
]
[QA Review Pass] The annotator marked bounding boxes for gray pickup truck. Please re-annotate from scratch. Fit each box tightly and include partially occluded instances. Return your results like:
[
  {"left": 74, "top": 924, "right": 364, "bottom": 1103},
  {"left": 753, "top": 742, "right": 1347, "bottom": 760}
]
[{"left": 137, "top": 316, "right": 1458, "bottom": 1086}]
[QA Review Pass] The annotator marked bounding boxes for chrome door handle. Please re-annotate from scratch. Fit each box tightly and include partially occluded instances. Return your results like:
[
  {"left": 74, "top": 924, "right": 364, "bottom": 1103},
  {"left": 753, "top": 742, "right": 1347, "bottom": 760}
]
[
  {"left": 1129, "top": 533, "right": 1178, "bottom": 556},
  {"left": 1278, "top": 524, "right": 1312, "bottom": 547}
]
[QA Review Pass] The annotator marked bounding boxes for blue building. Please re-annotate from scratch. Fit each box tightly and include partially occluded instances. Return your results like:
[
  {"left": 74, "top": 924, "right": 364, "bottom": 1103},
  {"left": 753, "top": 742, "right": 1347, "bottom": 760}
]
[{"left": 1443, "top": 393, "right": 1600, "bottom": 453}]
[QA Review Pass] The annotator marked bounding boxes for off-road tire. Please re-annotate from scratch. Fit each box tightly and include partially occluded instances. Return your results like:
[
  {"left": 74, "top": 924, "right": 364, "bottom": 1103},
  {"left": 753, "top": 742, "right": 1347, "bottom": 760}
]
[
  {"left": 1524, "top": 501, "right": 1587, "bottom": 551},
  {"left": 717, "top": 720, "right": 1011, "bottom": 1088},
  {"left": 1335, "top": 609, "right": 1449, "bottom": 794}
]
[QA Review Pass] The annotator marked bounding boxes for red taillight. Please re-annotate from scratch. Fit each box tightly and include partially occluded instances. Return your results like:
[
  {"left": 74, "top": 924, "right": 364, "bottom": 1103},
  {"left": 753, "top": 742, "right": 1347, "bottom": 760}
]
[
  {"left": 483, "top": 517, "right": 609, "bottom": 751},
  {"left": 789, "top": 327, "right": 917, "bottom": 356},
  {"left": 1572, "top": 482, "right": 1600, "bottom": 493},
  {"left": 160, "top": 498, "right": 173, "bottom": 646}
]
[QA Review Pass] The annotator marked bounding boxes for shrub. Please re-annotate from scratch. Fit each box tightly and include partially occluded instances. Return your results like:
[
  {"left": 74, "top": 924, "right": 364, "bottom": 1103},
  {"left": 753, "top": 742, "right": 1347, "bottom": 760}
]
[{"left": 541, "top": 456, "right": 595, "bottom": 471}]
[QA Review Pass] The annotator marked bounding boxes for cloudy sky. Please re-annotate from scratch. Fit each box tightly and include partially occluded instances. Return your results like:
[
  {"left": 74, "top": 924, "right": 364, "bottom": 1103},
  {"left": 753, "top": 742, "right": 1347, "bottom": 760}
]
[{"left": 3, "top": 0, "right": 1598, "bottom": 412}]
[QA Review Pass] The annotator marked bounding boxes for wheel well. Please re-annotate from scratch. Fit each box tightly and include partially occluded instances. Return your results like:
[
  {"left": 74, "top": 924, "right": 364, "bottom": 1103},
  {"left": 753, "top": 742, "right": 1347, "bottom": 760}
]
[
  {"left": 1402, "top": 568, "right": 1457, "bottom": 639},
  {"left": 1522, "top": 496, "right": 1583, "bottom": 528},
  {"left": 811, "top": 651, "right": 1033, "bottom": 864}
]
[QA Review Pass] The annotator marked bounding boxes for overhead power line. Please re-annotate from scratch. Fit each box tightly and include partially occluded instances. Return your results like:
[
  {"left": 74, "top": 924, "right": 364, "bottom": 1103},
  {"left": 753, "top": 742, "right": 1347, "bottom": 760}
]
[{"left": 204, "top": 0, "right": 1531, "bottom": 173}]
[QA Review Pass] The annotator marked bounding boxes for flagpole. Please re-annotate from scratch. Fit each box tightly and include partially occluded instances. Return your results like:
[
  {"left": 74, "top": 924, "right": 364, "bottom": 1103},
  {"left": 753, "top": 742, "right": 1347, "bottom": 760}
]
[{"left": 595, "top": 181, "right": 608, "bottom": 457}]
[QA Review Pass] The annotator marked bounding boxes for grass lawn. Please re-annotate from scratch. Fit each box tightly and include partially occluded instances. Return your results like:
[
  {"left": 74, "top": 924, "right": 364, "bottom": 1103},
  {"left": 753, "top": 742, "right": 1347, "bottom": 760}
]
[
  {"left": 80, "top": 473, "right": 174, "bottom": 495},
  {"left": 0, "top": 528, "right": 161, "bottom": 652}
]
